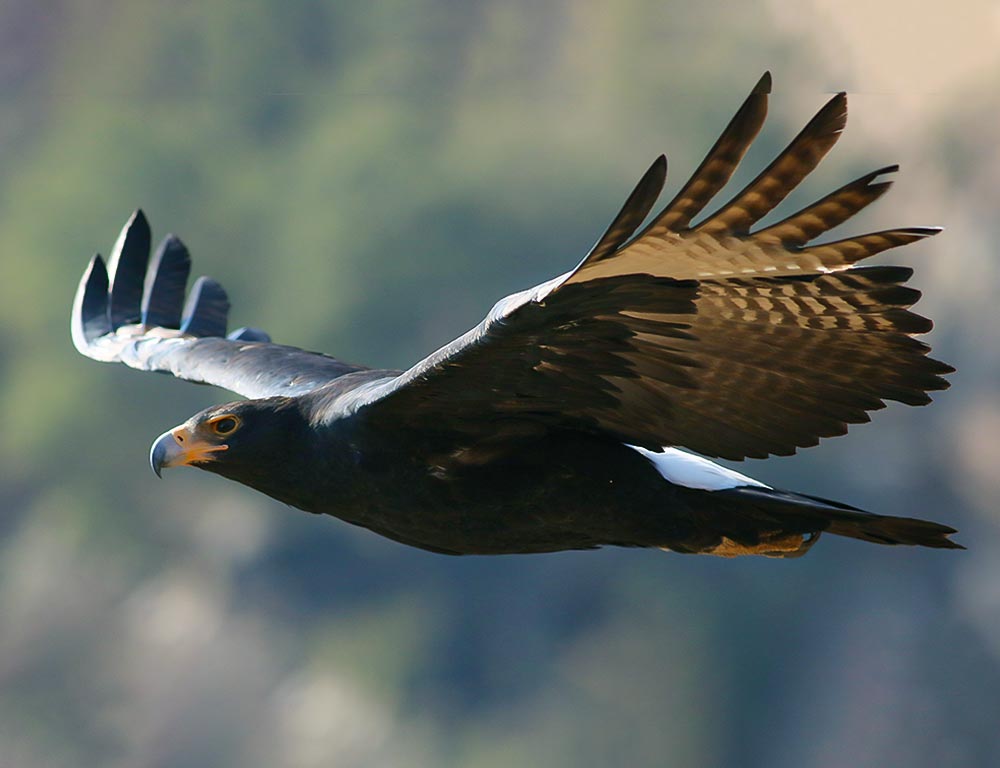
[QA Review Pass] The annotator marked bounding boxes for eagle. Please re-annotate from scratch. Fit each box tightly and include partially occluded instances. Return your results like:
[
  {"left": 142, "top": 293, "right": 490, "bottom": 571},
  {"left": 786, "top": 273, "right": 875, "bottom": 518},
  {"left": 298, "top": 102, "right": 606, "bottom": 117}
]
[{"left": 72, "top": 73, "right": 961, "bottom": 558}]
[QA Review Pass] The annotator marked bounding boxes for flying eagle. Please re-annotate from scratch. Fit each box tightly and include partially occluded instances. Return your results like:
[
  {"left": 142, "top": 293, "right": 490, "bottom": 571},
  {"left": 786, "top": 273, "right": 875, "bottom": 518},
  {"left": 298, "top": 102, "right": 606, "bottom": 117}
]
[{"left": 72, "top": 74, "right": 961, "bottom": 557}]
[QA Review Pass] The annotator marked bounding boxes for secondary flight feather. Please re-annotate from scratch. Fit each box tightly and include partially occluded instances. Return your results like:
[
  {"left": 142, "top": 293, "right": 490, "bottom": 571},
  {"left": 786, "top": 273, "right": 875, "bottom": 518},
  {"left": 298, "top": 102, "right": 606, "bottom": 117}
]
[{"left": 72, "top": 74, "right": 960, "bottom": 557}]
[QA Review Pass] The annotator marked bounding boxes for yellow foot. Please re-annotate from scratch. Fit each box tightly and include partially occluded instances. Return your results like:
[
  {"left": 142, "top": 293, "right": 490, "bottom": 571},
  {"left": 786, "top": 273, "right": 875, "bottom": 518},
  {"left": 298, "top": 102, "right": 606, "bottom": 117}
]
[{"left": 661, "top": 532, "right": 819, "bottom": 558}]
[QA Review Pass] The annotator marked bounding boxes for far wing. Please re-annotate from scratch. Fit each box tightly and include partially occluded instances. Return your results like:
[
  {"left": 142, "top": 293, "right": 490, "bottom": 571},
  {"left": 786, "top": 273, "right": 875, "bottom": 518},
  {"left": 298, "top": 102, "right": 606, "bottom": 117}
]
[
  {"left": 338, "top": 74, "right": 952, "bottom": 460},
  {"left": 72, "top": 211, "right": 365, "bottom": 399}
]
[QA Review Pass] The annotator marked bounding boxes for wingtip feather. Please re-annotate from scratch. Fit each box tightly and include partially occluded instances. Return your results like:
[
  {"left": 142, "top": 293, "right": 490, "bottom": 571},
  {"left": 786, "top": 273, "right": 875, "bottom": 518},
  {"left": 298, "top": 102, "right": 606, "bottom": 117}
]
[
  {"left": 72, "top": 253, "right": 111, "bottom": 353},
  {"left": 142, "top": 235, "right": 192, "bottom": 328},
  {"left": 872, "top": 163, "right": 900, "bottom": 178},
  {"left": 653, "top": 153, "right": 667, "bottom": 176},
  {"left": 181, "top": 276, "right": 230, "bottom": 337},
  {"left": 582, "top": 153, "right": 669, "bottom": 265},
  {"left": 108, "top": 210, "right": 152, "bottom": 327}
]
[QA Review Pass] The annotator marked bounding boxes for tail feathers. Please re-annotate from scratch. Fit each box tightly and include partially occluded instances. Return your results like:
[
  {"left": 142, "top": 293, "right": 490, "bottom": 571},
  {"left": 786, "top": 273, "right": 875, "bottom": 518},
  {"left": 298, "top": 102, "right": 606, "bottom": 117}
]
[
  {"left": 715, "top": 486, "right": 963, "bottom": 551},
  {"left": 824, "top": 509, "right": 963, "bottom": 549}
]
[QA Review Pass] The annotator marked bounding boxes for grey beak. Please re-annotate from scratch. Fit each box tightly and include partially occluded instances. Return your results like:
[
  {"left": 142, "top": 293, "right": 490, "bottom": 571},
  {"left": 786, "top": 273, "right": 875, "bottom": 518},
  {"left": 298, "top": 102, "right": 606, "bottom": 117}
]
[{"left": 150, "top": 429, "right": 183, "bottom": 477}]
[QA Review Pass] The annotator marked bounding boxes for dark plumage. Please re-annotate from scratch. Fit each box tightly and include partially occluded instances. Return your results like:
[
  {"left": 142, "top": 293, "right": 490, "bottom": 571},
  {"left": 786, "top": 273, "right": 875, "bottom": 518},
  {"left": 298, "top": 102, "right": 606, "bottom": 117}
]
[{"left": 74, "top": 74, "right": 961, "bottom": 557}]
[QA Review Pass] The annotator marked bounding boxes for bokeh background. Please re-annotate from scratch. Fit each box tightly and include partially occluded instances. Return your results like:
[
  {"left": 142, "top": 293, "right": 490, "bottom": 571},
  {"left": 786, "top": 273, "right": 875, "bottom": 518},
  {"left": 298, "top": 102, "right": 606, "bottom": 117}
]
[{"left": 1, "top": 1, "right": 999, "bottom": 766}]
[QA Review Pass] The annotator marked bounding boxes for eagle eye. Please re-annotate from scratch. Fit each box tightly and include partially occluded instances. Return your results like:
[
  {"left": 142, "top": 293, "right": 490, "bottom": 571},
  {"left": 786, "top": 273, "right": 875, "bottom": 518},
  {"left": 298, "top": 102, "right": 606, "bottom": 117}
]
[{"left": 210, "top": 415, "right": 240, "bottom": 436}]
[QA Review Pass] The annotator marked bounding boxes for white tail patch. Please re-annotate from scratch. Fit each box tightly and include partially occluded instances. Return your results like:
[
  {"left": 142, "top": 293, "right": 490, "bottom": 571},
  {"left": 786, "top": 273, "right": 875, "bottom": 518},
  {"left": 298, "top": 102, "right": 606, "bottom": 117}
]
[{"left": 627, "top": 445, "right": 770, "bottom": 491}]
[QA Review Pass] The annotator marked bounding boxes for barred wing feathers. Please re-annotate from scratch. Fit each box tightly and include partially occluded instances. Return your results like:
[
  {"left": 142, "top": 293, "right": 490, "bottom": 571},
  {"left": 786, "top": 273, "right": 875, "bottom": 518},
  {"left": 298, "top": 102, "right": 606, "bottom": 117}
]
[{"left": 349, "top": 74, "right": 951, "bottom": 460}]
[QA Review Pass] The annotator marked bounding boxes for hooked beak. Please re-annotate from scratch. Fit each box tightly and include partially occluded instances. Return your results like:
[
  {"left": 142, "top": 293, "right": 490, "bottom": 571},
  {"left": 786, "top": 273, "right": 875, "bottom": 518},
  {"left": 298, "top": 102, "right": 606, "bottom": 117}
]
[{"left": 150, "top": 426, "right": 228, "bottom": 477}]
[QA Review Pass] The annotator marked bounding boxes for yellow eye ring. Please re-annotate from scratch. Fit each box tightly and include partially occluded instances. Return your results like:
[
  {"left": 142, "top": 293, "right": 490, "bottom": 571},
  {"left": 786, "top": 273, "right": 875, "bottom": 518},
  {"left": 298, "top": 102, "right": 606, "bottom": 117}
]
[{"left": 208, "top": 415, "right": 241, "bottom": 436}]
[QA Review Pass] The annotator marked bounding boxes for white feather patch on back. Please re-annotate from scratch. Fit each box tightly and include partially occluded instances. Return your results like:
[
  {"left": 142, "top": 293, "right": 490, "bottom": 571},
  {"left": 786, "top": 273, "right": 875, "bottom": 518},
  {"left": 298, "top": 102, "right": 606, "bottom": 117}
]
[{"left": 627, "top": 445, "right": 771, "bottom": 491}]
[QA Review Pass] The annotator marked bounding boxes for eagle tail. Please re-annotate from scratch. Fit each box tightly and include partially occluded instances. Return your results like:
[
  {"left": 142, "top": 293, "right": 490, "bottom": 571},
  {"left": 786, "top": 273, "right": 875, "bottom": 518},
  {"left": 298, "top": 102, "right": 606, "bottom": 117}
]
[
  {"left": 714, "top": 486, "right": 963, "bottom": 552},
  {"left": 822, "top": 506, "right": 964, "bottom": 549}
]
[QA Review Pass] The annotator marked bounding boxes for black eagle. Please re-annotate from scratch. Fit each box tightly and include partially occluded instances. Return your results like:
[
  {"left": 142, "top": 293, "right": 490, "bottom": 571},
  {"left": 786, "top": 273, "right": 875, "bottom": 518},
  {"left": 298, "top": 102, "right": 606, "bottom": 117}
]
[{"left": 72, "top": 74, "right": 960, "bottom": 557}]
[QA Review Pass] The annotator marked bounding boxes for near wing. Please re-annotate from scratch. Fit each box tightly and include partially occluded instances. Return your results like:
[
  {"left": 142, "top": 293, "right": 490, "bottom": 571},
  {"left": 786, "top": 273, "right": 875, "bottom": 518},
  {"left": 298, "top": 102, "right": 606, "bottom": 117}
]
[
  {"left": 72, "top": 211, "right": 366, "bottom": 399},
  {"left": 343, "top": 73, "right": 952, "bottom": 460}
]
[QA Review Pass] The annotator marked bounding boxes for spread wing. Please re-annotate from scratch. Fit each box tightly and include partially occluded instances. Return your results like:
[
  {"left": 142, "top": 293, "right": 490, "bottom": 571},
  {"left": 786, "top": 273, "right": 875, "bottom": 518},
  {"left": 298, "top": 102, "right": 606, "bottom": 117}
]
[
  {"left": 341, "top": 73, "right": 952, "bottom": 460},
  {"left": 72, "top": 211, "right": 367, "bottom": 399}
]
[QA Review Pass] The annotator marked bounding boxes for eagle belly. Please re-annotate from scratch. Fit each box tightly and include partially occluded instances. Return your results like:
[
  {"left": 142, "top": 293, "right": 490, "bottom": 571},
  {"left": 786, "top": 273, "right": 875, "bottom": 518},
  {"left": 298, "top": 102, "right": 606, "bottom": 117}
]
[
  {"left": 292, "top": 429, "right": 958, "bottom": 557},
  {"left": 296, "top": 431, "right": 803, "bottom": 556}
]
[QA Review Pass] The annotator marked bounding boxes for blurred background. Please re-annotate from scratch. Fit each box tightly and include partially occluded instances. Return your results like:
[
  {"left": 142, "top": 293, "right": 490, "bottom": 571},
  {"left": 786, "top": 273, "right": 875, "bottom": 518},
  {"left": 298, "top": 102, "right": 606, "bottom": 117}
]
[{"left": 1, "top": 1, "right": 998, "bottom": 766}]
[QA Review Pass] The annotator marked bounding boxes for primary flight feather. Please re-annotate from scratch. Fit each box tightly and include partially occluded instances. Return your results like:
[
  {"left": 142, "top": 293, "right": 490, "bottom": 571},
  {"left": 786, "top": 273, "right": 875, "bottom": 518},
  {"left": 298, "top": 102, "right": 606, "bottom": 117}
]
[{"left": 72, "top": 73, "right": 960, "bottom": 557}]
